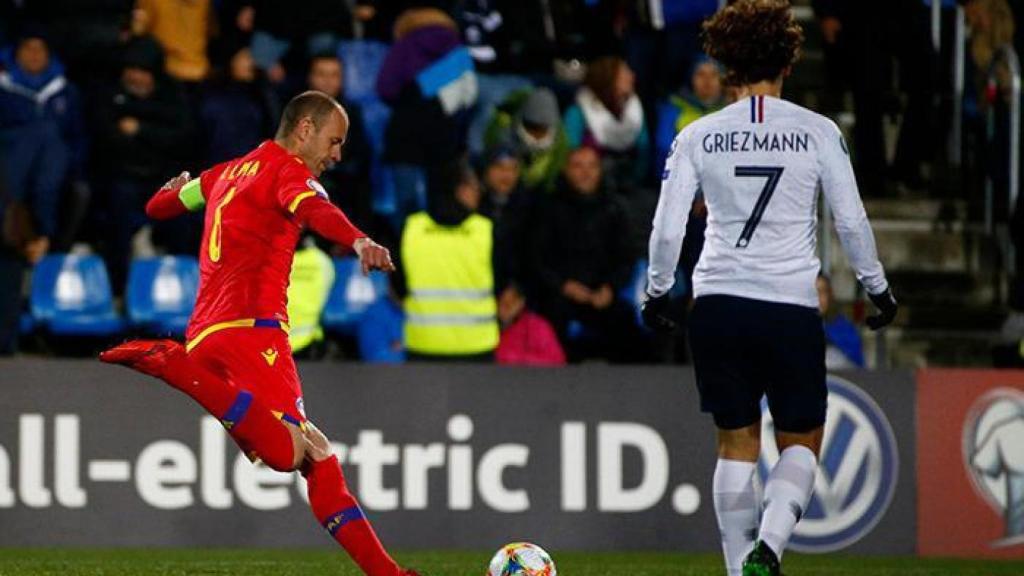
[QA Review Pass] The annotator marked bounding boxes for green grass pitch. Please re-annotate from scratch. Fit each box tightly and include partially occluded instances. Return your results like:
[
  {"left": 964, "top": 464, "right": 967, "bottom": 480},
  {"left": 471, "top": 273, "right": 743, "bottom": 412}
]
[{"left": 1, "top": 550, "right": 1022, "bottom": 575}]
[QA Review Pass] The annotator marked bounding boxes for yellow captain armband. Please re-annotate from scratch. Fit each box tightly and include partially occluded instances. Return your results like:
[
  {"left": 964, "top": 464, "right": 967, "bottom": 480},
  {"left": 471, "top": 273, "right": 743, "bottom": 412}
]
[{"left": 178, "top": 178, "right": 206, "bottom": 211}]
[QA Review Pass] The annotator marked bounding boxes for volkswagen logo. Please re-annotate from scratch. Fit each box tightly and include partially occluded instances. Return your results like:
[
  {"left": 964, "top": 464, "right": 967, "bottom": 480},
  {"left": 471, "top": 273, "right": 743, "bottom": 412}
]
[{"left": 759, "top": 375, "right": 899, "bottom": 553}]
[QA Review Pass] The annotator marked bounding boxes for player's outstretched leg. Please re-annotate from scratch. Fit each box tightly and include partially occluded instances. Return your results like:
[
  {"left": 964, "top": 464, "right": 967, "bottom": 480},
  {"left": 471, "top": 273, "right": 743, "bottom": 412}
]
[
  {"left": 100, "top": 339, "right": 298, "bottom": 471},
  {"left": 301, "top": 423, "right": 419, "bottom": 576}
]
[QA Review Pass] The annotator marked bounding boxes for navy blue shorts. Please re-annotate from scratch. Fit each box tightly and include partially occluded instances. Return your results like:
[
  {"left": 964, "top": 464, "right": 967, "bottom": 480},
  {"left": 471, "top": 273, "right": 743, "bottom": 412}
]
[{"left": 688, "top": 294, "right": 827, "bottom": 432}]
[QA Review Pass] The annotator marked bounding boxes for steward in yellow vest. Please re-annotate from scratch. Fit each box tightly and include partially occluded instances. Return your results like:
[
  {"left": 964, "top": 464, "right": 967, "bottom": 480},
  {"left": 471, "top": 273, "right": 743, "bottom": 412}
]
[
  {"left": 400, "top": 162, "right": 498, "bottom": 358},
  {"left": 286, "top": 239, "right": 335, "bottom": 353}
]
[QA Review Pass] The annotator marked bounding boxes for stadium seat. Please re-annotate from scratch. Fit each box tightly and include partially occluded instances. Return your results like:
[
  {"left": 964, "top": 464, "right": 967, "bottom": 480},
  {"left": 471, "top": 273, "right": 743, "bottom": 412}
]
[
  {"left": 126, "top": 256, "right": 200, "bottom": 336},
  {"left": 337, "top": 40, "right": 390, "bottom": 103},
  {"left": 30, "top": 254, "right": 125, "bottom": 336},
  {"left": 322, "top": 257, "right": 389, "bottom": 335}
]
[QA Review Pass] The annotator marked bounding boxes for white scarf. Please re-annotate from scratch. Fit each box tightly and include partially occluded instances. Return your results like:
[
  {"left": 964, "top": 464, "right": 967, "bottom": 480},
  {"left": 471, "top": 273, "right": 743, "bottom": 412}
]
[{"left": 575, "top": 87, "right": 644, "bottom": 152}]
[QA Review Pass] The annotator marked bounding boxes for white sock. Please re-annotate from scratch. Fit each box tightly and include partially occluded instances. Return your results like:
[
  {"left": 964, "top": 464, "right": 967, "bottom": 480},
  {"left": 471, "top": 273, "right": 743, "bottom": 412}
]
[
  {"left": 758, "top": 445, "right": 817, "bottom": 559},
  {"left": 713, "top": 459, "right": 759, "bottom": 576}
]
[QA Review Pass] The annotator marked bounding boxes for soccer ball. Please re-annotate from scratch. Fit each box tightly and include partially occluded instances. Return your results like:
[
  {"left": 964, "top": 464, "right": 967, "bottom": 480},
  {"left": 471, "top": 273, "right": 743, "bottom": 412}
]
[{"left": 487, "top": 542, "right": 556, "bottom": 576}]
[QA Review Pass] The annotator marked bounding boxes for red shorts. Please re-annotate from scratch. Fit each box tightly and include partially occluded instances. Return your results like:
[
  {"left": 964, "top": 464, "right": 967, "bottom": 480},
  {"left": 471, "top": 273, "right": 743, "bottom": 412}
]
[{"left": 187, "top": 325, "right": 306, "bottom": 425}]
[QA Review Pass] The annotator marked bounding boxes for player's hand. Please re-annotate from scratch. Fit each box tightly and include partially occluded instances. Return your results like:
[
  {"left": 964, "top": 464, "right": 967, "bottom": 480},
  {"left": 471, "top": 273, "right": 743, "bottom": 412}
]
[
  {"left": 866, "top": 288, "right": 898, "bottom": 331},
  {"left": 353, "top": 237, "right": 395, "bottom": 275},
  {"left": 161, "top": 171, "right": 191, "bottom": 192},
  {"left": 301, "top": 421, "right": 333, "bottom": 462},
  {"left": 641, "top": 291, "right": 676, "bottom": 332}
]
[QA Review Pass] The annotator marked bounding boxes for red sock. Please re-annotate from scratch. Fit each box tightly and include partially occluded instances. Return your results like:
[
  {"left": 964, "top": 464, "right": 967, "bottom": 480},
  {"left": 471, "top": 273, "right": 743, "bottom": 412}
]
[
  {"left": 160, "top": 352, "right": 296, "bottom": 471},
  {"left": 305, "top": 456, "right": 401, "bottom": 576}
]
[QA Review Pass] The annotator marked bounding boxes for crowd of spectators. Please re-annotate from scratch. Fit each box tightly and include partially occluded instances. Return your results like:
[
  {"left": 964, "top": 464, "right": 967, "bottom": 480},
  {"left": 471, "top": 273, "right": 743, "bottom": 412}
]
[{"left": 0, "top": 0, "right": 998, "bottom": 364}]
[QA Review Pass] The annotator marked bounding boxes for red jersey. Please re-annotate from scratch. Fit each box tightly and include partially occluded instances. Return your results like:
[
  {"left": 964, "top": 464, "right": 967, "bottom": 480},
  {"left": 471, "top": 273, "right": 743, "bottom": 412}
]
[{"left": 148, "top": 141, "right": 364, "bottom": 349}]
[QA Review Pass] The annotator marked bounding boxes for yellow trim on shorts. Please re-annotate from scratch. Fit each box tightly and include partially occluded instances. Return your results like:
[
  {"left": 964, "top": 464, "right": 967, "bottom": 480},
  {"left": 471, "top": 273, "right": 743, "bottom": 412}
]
[
  {"left": 185, "top": 318, "right": 291, "bottom": 353},
  {"left": 287, "top": 191, "right": 317, "bottom": 213}
]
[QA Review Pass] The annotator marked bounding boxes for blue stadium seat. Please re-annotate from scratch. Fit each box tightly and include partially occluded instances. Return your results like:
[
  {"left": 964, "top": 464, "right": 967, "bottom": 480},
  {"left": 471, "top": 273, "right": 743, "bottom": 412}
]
[
  {"left": 337, "top": 40, "right": 390, "bottom": 103},
  {"left": 322, "top": 257, "right": 389, "bottom": 335},
  {"left": 126, "top": 256, "right": 200, "bottom": 336},
  {"left": 30, "top": 254, "right": 125, "bottom": 336}
]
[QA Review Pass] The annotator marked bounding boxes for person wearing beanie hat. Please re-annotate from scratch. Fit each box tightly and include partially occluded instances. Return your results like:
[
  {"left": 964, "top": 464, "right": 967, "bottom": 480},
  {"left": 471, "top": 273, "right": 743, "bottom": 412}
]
[
  {"left": 654, "top": 54, "right": 725, "bottom": 179},
  {"left": 483, "top": 86, "right": 570, "bottom": 193}
]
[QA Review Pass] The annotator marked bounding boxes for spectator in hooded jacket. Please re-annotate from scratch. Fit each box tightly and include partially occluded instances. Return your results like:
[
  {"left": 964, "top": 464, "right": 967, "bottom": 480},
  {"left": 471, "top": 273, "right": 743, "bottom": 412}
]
[
  {"left": 377, "top": 6, "right": 478, "bottom": 233},
  {"left": 0, "top": 25, "right": 87, "bottom": 250},
  {"left": 483, "top": 87, "right": 569, "bottom": 194},
  {"left": 92, "top": 36, "right": 196, "bottom": 293},
  {"left": 478, "top": 143, "right": 534, "bottom": 296},
  {"left": 564, "top": 57, "right": 650, "bottom": 195}
]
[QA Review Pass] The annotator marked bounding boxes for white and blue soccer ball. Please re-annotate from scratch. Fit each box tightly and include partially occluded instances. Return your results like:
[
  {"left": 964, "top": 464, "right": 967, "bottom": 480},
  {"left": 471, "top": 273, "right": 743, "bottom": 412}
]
[{"left": 487, "top": 542, "right": 557, "bottom": 576}]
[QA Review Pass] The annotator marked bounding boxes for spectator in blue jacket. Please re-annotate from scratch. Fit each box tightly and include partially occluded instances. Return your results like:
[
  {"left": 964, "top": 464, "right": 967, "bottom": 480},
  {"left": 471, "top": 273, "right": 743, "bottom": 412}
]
[
  {"left": 817, "top": 274, "right": 865, "bottom": 369},
  {"left": 0, "top": 25, "right": 88, "bottom": 248},
  {"left": 357, "top": 283, "right": 406, "bottom": 363}
]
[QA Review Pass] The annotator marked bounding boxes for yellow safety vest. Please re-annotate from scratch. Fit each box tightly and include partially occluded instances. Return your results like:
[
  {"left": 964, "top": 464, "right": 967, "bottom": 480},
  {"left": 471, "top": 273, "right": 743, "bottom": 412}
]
[
  {"left": 286, "top": 244, "right": 335, "bottom": 352},
  {"left": 401, "top": 211, "right": 499, "bottom": 356}
]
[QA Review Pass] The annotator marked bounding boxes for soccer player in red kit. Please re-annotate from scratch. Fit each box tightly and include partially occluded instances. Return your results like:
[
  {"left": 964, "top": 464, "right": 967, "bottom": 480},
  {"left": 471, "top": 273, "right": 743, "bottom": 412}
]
[{"left": 100, "top": 91, "right": 420, "bottom": 576}]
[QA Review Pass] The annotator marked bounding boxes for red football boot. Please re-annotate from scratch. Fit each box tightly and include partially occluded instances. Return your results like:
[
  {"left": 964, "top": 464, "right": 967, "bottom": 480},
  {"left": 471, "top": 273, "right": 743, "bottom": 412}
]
[{"left": 99, "top": 339, "right": 185, "bottom": 380}]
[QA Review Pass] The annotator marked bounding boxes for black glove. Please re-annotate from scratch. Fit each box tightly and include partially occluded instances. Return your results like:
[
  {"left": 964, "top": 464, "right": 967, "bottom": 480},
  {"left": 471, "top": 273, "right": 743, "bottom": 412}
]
[
  {"left": 641, "top": 292, "right": 676, "bottom": 332},
  {"left": 866, "top": 288, "right": 898, "bottom": 331}
]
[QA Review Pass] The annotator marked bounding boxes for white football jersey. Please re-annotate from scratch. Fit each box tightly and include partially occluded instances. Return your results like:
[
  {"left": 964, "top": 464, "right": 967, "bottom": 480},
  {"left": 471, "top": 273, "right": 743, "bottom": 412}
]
[{"left": 647, "top": 95, "right": 888, "bottom": 308}]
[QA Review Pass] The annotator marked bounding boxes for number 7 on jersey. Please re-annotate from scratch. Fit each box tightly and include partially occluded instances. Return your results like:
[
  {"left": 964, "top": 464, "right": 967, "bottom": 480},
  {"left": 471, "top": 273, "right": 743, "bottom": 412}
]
[{"left": 734, "top": 166, "right": 784, "bottom": 248}]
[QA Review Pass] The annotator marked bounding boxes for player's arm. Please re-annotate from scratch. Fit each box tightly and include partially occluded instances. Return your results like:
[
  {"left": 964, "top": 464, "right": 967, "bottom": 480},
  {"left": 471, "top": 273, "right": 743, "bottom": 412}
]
[
  {"left": 282, "top": 174, "right": 394, "bottom": 274},
  {"left": 818, "top": 122, "right": 897, "bottom": 329},
  {"left": 643, "top": 132, "right": 699, "bottom": 331},
  {"left": 144, "top": 164, "right": 223, "bottom": 220},
  {"left": 647, "top": 133, "right": 699, "bottom": 297}
]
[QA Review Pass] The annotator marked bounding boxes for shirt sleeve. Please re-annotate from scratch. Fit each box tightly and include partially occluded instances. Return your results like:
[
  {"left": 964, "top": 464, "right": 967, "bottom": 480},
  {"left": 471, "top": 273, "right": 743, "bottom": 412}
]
[
  {"left": 647, "top": 131, "right": 699, "bottom": 297},
  {"left": 818, "top": 121, "right": 889, "bottom": 295},
  {"left": 275, "top": 158, "right": 328, "bottom": 214}
]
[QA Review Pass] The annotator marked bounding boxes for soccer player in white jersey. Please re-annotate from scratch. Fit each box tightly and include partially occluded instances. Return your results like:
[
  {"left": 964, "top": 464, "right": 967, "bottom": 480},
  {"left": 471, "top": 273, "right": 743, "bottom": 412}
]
[{"left": 641, "top": 2, "right": 898, "bottom": 575}]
